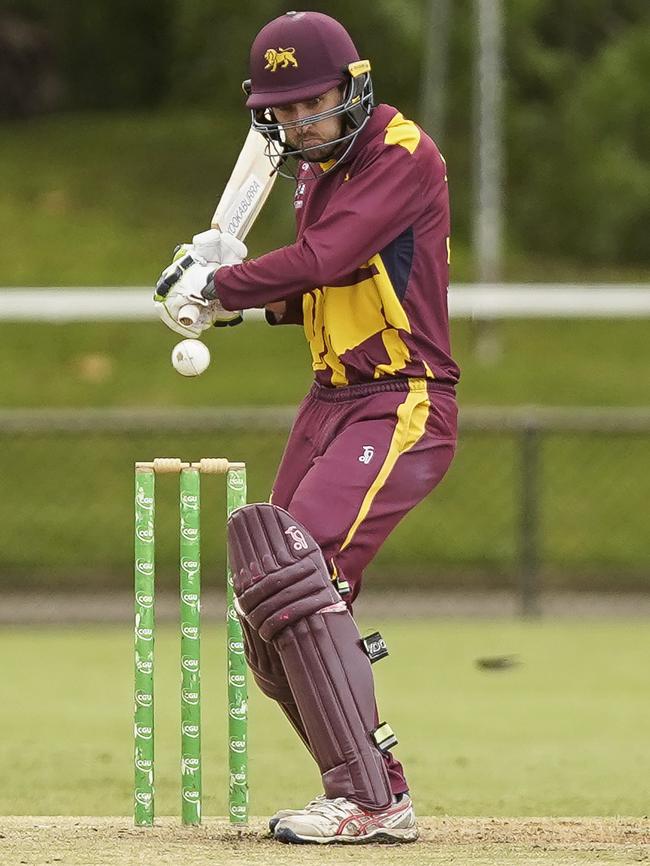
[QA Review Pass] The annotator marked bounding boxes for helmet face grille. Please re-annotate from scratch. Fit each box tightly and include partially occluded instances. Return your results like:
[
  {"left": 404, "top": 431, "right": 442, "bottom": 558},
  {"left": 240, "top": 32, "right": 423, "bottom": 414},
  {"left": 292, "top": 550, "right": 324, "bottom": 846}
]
[{"left": 249, "top": 67, "right": 374, "bottom": 181}]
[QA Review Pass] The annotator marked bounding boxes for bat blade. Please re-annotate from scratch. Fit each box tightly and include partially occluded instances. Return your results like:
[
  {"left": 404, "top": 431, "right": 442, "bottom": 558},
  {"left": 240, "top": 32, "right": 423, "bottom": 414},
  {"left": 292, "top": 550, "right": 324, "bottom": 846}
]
[
  {"left": 211, "top": 127, "right": 277, "bottom": 240},
  {"left": 177, "top": 128, "right": 277, "bottom": 329}
]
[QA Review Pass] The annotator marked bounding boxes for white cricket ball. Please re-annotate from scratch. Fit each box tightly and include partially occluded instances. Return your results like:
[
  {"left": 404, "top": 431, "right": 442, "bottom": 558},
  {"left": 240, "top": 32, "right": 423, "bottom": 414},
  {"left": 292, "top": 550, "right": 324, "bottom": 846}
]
[{"left": 171, "top": 339, "right": 211, "bottom": 377}]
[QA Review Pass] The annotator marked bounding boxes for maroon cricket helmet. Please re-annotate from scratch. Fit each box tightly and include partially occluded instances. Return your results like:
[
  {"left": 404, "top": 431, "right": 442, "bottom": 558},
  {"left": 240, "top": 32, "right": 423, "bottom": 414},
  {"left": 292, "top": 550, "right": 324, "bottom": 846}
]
[{"left": 246, "top": 11, "right": 360, "bottom": 108}]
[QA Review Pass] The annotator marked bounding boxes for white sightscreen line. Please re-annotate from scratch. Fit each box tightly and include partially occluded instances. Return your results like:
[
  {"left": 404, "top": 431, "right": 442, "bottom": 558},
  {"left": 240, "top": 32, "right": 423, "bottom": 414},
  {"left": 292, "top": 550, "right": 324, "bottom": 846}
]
[
  {"left": 0, "top": 288, "right": 266, "bottom": 322},
  {"left": 448, "top": 285, "right": 650, "bottom": 318},
  {"left": 0, "top": 285, "right": 648, "bottom": 322}
]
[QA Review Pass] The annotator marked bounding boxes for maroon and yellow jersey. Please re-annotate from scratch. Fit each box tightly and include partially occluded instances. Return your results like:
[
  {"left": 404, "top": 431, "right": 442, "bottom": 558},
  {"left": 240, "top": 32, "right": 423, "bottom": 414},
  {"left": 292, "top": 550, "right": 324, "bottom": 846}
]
[{"left": 215, "top": 103, "right": 460, "bottom": 388}]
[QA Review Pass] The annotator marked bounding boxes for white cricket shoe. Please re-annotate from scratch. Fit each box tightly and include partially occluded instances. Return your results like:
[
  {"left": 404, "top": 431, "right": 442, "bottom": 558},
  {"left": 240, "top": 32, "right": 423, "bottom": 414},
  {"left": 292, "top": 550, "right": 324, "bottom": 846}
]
[
  {"left": 273, "top": 793, "right": 418, "bottom": 844},
  {"left": 268, "top": 794, "right": 326, "bottom": 833}
]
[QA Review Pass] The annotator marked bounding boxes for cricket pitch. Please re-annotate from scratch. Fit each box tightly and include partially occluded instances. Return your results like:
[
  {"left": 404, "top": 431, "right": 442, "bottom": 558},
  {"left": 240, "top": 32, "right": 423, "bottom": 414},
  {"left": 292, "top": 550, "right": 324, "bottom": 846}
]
[{"left": 2, "top": 816, "right": 648, "bottom": 866}]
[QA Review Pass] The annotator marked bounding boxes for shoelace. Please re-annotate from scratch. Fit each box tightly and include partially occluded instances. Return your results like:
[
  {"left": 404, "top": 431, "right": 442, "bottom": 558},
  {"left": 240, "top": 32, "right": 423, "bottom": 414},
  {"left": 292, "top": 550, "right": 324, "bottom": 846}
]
[
  {"left": 307, "top": 797, "right": 364, "bottom": 821},
  {"left": 303, "top": 794, "right": 327, "bottom": 810}
]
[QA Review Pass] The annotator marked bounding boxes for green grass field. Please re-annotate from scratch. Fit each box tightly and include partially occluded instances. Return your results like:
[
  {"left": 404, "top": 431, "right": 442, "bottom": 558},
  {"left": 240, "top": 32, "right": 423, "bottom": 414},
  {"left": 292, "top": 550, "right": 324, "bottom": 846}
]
[
  {"left": 0, "top": 318, "right": 649, "bottom": 408},
  {"left": 3, "top": 618, "right": 648, "bottom": 818},
  {"left": 1, "top": 318, "right": 649, "bottom": 591},
  {"left": 0, "top": 111, "right": 298, "bottom": 287},
  {"left": 2, "top": 109, "right": 649, "bottom": 286},
  {"left": 1, "top": 424, "right": 648, "bottom": 592},
  {"left": 1, "top": 617, "right": 648, "bottom": 864}
]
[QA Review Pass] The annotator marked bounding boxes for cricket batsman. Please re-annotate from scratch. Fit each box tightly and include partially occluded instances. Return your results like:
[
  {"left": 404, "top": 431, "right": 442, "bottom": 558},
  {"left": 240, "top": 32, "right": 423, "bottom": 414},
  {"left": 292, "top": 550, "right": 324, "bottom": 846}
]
[{"left": 154, "top": 10, "right": 460, "bottom": 844}]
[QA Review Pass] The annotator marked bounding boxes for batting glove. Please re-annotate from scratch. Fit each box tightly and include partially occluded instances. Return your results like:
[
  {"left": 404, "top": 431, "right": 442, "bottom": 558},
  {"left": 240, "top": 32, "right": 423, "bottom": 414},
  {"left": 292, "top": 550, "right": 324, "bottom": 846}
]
[
  {"left": 191, "top": 229, "right": 247, "bottom": 265},
  {"left": 154, "top": 237, "right": 244, "bottom": 336}
]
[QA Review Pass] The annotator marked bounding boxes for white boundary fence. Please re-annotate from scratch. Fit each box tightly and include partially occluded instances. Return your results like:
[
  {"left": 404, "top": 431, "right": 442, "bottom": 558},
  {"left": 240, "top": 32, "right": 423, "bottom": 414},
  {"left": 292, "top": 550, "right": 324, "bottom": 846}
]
[{"left": 0, "top": 284, "right": 648, "bottom": 321}]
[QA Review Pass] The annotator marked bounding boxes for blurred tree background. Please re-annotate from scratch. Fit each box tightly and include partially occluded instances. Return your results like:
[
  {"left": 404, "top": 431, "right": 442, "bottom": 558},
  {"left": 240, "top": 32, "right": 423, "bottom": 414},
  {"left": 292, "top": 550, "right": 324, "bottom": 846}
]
[{"left": 1, "top": 0, "right": 648, "bottom": 274}]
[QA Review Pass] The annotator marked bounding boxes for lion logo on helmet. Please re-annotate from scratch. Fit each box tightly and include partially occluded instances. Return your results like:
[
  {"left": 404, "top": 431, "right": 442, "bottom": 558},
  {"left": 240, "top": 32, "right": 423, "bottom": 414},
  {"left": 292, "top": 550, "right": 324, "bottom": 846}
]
[{"left": 264, "top": 47, "right": 298, "bottom": 71}]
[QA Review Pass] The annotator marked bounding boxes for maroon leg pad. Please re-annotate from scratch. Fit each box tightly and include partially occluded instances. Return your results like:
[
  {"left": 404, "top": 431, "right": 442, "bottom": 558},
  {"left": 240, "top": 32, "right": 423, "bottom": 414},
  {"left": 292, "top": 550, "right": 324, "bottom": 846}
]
[
  {"left": 239, "top": 616, "right": 314, "bottom": 756},
  {"left": 228, "top": 503, "right": 392, "bottom": 810}
]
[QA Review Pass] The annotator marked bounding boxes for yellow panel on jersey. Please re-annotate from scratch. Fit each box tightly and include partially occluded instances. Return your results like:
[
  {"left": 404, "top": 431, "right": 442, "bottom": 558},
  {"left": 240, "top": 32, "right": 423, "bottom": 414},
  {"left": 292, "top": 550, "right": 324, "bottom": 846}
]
[
  {"left": 368, "top": 253, "right": 411, "bottom": 331},
  {"left": 384, "top": 112, "right": 421, "bottom": 154},
  {"left": 339, "top": 380, "right": 430, "bottom": 553},
  {"left": 374, "top": 328, "right": 411, "bottom": 379},
  {"left": 304, "top": 287, "right": 348, "bottom": 384},
  {"left": 423, "top": 359, "right": 435, "bottom": 378},
  {"left": 322, "top": 328, "right": 348, "bottom": 386},
  {"left": 302, "top": 252, "right": 414, "bottom": 384},
  {"left": 302, "top": 291, "right": 328, "bottom": 372},
  {"left": 368, "top": 252, "right": 412, "bottom": 376},
  {"left": 322, "top": 276, "right": 386, "bottom": 350}
]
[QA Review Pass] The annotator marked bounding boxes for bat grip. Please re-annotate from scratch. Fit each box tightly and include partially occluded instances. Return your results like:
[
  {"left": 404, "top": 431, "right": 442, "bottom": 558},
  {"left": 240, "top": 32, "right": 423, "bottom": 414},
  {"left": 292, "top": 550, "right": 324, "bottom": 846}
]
[{"left": 178, "top": 304, "right": 201, "bottom": 327}]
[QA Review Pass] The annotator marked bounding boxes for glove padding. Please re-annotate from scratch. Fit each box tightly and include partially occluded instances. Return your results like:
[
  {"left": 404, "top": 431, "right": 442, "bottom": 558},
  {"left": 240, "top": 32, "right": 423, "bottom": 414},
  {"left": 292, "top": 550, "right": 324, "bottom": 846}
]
[
  {"left": 192, "top": 229, "right": 247, "bottom": 266},
  {"left": 154, "top": 230, "right": 246, "bottom": 337}
]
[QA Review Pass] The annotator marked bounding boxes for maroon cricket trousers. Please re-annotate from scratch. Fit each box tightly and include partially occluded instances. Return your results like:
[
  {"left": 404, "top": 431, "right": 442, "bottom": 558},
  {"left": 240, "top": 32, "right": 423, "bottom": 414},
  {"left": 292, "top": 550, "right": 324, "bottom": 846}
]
[{"left": 270, "top": 376, "right": 457, "bottom": 795}]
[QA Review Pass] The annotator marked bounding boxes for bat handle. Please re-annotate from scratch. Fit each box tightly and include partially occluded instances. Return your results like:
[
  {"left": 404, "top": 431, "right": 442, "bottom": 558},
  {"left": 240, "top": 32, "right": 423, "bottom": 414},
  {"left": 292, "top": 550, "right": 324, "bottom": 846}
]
[{"left": 178, "top": 303, "right": 201, "bottom": 327}]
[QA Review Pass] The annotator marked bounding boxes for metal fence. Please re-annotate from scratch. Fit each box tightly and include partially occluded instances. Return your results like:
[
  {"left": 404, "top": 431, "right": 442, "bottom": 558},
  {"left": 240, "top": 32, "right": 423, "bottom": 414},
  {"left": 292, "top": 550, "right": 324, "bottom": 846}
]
[{"left": 0, "top": 406, "right": 648, "bottom": 615}]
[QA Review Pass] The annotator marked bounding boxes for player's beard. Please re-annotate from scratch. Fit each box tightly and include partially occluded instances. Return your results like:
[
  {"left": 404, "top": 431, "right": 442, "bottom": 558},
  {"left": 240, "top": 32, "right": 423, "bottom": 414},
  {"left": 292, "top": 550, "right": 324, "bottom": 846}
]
[
  {"left": 299, "top": 139, "right": 340, "bottom": 162},
  {"left": 288, "top": 121, "right": 346, "bottom": 163}
]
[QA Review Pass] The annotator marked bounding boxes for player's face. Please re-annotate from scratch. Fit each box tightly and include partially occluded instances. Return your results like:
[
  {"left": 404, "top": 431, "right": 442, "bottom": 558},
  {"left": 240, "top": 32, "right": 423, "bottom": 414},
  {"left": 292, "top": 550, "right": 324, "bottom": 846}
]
[{"left": 272, "top": 86, "right": 345, "bottom": 162}]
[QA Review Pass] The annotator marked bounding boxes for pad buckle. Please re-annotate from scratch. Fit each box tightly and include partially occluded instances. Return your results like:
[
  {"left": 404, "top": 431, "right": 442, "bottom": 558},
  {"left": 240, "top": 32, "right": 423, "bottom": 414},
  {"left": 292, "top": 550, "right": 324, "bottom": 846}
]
[
  {"left": 361, "top": 631, "right": 388, "bottom": 663},
  {"left": 371, "top": 721, "right": 398, "bottom": 752},
  {"left": 336, "top": 578, "right": 351, "bottom": 595},
  {"left": 330, "top": 561, "right": 350, "bottom": 596}
]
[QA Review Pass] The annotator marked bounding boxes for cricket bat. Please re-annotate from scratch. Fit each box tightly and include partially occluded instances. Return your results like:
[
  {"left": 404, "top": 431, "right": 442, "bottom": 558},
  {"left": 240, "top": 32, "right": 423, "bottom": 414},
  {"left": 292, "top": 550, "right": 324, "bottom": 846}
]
[{"left": 177, "top": 127, "right": 277, "bottom": 326}]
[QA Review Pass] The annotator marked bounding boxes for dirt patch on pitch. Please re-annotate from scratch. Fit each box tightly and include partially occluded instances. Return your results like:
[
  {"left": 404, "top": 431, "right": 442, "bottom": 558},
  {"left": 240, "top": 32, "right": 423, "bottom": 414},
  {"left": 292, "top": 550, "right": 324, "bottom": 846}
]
[
  {"left": 1, "top": 817, "right": 648, "bottom": 866},
  {"left": 427, "top": 816, "right": 649, "bottom": 846}
]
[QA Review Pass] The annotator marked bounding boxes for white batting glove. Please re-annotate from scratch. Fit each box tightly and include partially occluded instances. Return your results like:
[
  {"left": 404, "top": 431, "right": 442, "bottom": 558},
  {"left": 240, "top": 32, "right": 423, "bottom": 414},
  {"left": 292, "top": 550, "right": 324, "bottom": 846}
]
[
  {"left": 154, "top": 241, "right": 243, "bottom": 336},
  {"left": 192, "top": 229, "right": 247, "bottom": 265}
]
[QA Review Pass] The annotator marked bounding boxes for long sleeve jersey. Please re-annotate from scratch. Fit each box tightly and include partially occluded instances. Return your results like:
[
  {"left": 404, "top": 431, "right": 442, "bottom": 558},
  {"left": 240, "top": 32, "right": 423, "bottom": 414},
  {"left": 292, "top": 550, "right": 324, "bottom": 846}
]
[{"left": 215, "top": 103, "right": 460, "bottom": 388}]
